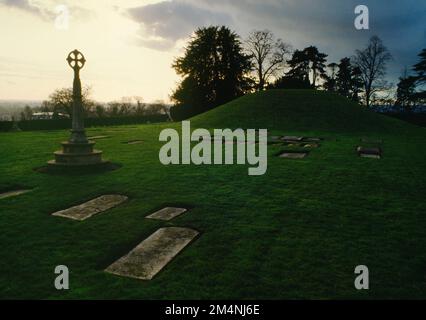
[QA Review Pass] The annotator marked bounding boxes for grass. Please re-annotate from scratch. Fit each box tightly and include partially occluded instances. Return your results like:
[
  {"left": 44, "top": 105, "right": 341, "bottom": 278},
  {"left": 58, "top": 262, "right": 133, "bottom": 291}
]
[{"left": 0, "top": 90, "right": 425, "bottom": 299}]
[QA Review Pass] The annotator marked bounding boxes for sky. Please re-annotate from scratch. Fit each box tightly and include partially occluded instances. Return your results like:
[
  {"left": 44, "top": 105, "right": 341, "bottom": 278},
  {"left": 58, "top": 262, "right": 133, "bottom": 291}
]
[{"left": 0, "top": 0, "right": 425, "bottom": 103}]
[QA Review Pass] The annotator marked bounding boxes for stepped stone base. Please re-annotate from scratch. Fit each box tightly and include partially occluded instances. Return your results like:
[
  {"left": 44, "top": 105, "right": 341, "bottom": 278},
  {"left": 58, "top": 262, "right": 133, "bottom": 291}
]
[{"left": 48, "top": 140, "right": 108, "bottom": 167}]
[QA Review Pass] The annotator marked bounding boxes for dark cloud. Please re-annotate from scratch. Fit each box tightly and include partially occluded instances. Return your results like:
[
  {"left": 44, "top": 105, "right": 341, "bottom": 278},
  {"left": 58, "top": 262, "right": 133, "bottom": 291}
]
[{"left": 126, "top": 1, "right": 233, "bottom": 50}]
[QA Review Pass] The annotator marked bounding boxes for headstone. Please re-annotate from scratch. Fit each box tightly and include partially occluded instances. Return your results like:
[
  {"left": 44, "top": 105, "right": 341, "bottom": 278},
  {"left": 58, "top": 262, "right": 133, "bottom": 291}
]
[
  {"left": 52, "top": 194, "right": 128, "bottom": 221},
  {"left": 146, "top": 207, "right": 187, "bottom": 221},
  {"left": 279, "top": 152, "right": 308, "bottom": 159},
  {"left": 48, "top": 50, "right": 108, "bottom": 168},
  {"left": 0, "top": 189, "right": 31, "bottom": 200},
  {"left": 105, "top": 227, "right": 199, "bottom": 280}
]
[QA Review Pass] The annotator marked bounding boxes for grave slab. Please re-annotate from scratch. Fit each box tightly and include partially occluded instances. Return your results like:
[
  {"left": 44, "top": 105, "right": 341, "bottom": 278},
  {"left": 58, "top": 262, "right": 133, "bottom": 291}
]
[
  {"left": 126, "top": 140, "right": 144, "bottom": 145},
  {"left": 87, "top": 135, "right": 109, "bottom": 140},
  {"left": 146, "top": 207, "right": 187, "bottom": 221},
  {"left": 279, "top": 152, "right": 308, "bottom": 159},
  {"left": 0, "top": 189, "right": 31, "bottom": 200},
  {"left": 52, "top": 194, "right": 128, "bottom": 221},
  {"left": 357, "top": 146, "right": 381, "bottom": 159},
  {"left": 105, "top": 227, "right": 199, "bottom": 280},
  {"left": 304, "top": 137, "right": 322, "bottom": 142},
  {"left": 282, "top": 136, "right": 304, "bottom": 142}
]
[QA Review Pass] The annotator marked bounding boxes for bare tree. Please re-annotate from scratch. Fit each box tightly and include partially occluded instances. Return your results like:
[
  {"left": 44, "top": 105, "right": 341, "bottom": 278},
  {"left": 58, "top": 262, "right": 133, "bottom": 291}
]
[
  {"left": 353, "top": 36, "right": 392, "bottom": 107},
  {"left": 246, "top": 30, "right": 292, "bottom": 91}
]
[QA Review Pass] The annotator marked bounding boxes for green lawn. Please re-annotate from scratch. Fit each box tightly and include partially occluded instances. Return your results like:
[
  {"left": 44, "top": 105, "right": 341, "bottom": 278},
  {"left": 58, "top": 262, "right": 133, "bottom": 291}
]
[{"left": 0, "top": 90, "right": 425, "bottom": 299}]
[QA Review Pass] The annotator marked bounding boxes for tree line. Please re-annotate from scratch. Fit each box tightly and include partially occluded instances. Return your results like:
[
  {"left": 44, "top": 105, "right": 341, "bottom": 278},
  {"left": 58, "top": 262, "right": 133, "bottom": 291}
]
[
  {"left": 170, "top": 26, "right": 426, "bottom": 119},
  {"left": 19, "top": 89, "right": 170, "bottom": 121}
]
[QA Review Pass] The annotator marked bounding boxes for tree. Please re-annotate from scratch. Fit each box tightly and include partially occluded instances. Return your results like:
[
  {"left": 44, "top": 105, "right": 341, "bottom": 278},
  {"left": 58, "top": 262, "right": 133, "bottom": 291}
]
[
  {"left": 413, "top": 48, "right": 426, "bottom": 84},
  {"left": 171, "top": 26, "right": 252, "bottom": 119},
  {"left": 45, "top": 86, "right": 94, "bottom": 116},
  {"left": 20, "top": 105, "right": 33, "bottom": 120},
  {"left": 335, "top": 57, "right": 363, "bottom": 102},
  {"left": 245, "top": 30, "right": 292, "bottom": 91},
  {"left": 323, "top": 62, "right": 338, "bottom": 92},
  {"left": 396, "top": 75, "right": 417, "bottom": 110},
  {"left": 353, "top": 36, "right": 392, "bottom": 107},
  {"left": 286, "top": 50, "right": 310, "bottom": 84},
  {"left": 304, "top": 46, "right": 328, "bottom": 88},
  {"left": 285, "top": 46, "right": 328, "bottom": 88}
]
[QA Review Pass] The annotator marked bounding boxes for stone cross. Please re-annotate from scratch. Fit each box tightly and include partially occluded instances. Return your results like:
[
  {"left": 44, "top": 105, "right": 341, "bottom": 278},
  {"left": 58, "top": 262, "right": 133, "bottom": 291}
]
[{"left": 67, "top": 49, "right": 87, "bottom": 143}]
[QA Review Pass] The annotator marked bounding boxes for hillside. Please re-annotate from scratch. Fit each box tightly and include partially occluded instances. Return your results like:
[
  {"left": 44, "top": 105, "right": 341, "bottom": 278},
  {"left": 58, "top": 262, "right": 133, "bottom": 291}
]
[{"left": 191, "top": 89, "right": 408, "bottom": 133}]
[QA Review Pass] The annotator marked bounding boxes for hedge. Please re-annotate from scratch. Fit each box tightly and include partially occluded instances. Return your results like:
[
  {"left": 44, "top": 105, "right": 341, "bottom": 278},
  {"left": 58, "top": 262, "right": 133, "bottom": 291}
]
[{"left": 0, "top": 115, "right": 169, "bottom": 132}]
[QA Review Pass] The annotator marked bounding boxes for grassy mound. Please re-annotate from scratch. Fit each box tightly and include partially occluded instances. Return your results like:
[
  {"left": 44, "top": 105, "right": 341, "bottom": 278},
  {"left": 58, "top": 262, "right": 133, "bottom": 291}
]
[{"left": 192, "top": 89, "right": 406, "bottom": 133}]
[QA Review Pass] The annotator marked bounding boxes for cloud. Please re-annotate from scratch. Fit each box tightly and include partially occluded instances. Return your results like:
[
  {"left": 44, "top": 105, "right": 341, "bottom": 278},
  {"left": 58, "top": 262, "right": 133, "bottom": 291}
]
[
  {"left": 0, "top": 0, "right": 93, "bottom": 21},
  {"left": 0, "top": 0, "right": 54, "bottom": 18},
  {"left": 126, "top": 1, "right": 233, "bottom": 50}
]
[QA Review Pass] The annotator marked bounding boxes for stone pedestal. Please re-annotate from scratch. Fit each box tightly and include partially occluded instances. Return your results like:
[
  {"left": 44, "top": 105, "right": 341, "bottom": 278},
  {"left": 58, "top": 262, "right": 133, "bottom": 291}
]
[{"left": 48, "top": 140, "right": 108, "bottom": 167}]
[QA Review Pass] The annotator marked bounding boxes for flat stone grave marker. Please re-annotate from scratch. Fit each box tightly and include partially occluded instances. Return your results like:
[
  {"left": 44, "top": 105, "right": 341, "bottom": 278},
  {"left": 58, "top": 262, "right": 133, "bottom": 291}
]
[
  {"left": 105, "top": 227, "right": 199, "bottom": 280},
  {"left": 279, "top": 152, "right": 308, "bottom": 159},
  {"left": 282, "top": 136, "right": 304, "bottom": 142},
  {"left": 304, "top": 137, "right": 322, "bottom": 142},
  {"left": 52, "top": 194, "right": 128, "bottom": 221},
  {"left": 357, "top": 146, "right": 381, "bottom": 159},
  {"left": 0, "top": 189, "right": 31, "bottom": 200},
  {"left": 87, "top": 135, "right": 109, "bottom": 140},
  {"left": 124, "top": 140, "right": 144, "bottom": 145},
  {"left": 146, "top": 207, "right": 187, "bottom": 221}
]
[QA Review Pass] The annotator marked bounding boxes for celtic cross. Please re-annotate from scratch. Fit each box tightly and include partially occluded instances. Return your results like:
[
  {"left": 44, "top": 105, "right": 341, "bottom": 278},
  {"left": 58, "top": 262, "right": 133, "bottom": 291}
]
[{"left": 67, "top": 50, "right": 87, "bottom": 143}]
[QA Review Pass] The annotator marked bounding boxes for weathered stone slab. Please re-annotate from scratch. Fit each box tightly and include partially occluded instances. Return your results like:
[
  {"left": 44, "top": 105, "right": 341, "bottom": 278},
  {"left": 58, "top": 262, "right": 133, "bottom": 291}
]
[
  {"left": 52, "top": 194, "right": 128, "bottom": 221},
  {"left": 279, "top": 152, "right": 308, "bottom": 159},
  {"left": 105, "top": 227, "right": 199, "bottom": 280},
  {"left": 125, "top": 140, "right": 144, "bottom": 145},
  {"left": 303, "top": 143, "right": 320, "bottom": 148},
  {"left": 0, "top": 189, "right": 31, "bottom": 200},
  {"left": 360, "top": 153, "right": 381, "bottom": 159},
  {"left": 357, "top": 146, "right": 381, "bottom": 159},
  {"left": 87, "top": 135, "right": 109, "bottom": 140},
  {"left": 146, "top": 207, "right": 187, "bottom": 221},
  {"left": 304, "top": 137, "right": 322, "bottom": 142},
  {"left": 282, "top": 136, "right": 304, "bottom": 142}
]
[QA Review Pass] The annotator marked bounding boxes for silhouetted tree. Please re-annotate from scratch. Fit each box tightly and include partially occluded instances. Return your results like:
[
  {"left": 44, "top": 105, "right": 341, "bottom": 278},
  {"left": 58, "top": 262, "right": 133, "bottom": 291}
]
[
  {"left": 270, "top": 74, "right": 311, "bottom": 89},
  {"left": 245, "top": 30, "right": 292, "bottom": 91},
  {"left": 286, "top": 50, "right": 310, "bottom": 85},
  {"left": 304, "top": 46, "right": 328, "bottom": 88},
  {"left": 171, "top": 26, "right": 252, "bottom": 119},
  {"left": 335, "top": 57, "right": 363, "bottom": 102},
  {"left": 323, "top": 62, "right": 338, "bottom": 92},
  {"left": 285, "top": 46, "right": 328, "bottom": 88},
  {"left": 353, "top": 36, "right": 392, "bottom": 107},
  {"left": 413, "top": 48, "right": 426, "bottom": 84},
  {"left": 45, "top": 86, "right": 94, "bottom": 116},
  {"left": 396, "top": 75, "right": 418, "bottom": 110}
]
